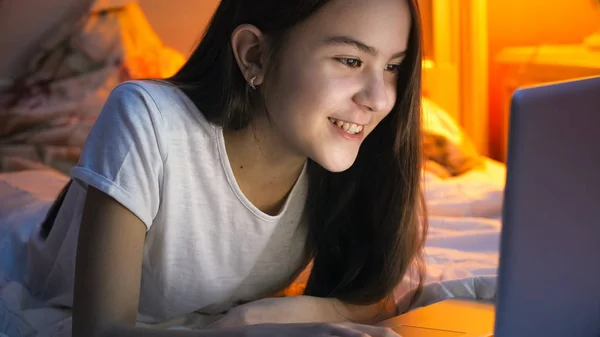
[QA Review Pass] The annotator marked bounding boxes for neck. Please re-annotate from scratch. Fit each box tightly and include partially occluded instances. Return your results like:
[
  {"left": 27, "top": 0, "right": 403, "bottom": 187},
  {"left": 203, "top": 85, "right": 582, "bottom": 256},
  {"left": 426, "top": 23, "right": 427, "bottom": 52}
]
[{"left": 223, "top": 117, "right": 306, "bottom": 216}]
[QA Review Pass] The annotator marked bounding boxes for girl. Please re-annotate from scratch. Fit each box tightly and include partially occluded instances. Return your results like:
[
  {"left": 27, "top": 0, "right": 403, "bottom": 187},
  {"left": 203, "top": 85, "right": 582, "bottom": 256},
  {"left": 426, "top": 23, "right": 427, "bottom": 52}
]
[{"left": 30, "top": 0, "right": 427, "bottom": 336}]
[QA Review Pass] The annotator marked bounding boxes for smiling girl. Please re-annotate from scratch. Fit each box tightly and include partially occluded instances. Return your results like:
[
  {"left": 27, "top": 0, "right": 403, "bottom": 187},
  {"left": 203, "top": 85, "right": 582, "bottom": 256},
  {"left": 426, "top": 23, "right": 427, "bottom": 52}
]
[{"left": 27, "top": 0, "right": 427, "bottom": 336}]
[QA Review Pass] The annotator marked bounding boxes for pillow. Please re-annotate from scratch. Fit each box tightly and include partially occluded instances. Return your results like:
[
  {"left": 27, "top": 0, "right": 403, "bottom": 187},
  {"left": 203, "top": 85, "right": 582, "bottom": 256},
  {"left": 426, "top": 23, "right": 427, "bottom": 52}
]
[{"left": 422, "top": 98, "right": 484, "bottom": 177}]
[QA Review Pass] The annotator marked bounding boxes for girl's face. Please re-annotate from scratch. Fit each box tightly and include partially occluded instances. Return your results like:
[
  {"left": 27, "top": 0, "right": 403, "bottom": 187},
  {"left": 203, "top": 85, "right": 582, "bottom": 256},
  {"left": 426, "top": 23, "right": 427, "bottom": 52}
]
[{"left": 263, "top": 0, "right": 412, "bottom": 172}]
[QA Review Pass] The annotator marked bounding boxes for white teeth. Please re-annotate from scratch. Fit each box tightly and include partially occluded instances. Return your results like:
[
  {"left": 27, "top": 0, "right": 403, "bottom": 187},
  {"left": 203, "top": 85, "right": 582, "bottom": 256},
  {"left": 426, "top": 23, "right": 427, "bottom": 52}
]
[{"left": 329, "top": 117, "right": 363, "bottom": 135}]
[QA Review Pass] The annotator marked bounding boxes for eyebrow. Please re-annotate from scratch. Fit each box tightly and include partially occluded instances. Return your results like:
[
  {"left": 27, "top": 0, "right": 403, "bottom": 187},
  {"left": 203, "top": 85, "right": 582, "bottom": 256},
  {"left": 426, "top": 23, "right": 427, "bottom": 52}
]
[{"left": 321, "top": 35, "right": 407, "bottom": 59}]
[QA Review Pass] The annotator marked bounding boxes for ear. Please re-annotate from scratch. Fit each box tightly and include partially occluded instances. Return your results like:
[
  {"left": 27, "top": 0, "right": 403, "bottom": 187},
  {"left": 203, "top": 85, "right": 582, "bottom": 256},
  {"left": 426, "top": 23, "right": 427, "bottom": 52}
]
[{"left": 231, "top": 24, "right": 267, "bottom": 87}]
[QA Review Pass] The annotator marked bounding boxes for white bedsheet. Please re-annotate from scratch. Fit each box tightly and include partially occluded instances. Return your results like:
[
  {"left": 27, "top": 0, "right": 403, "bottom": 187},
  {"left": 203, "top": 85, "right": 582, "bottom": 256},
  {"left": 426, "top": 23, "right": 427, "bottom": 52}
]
[
  {"left": 402, "top": 158, "right": 504, "bottom": 309},
  {"left": 424, "top": 158, "right": 506, "bottom": 219},
  {"left": 0, "top": 159, "right": 506, "bottom": 335},
  {"left": 0, "top": 170, "right": 71, "bottom": 336}
]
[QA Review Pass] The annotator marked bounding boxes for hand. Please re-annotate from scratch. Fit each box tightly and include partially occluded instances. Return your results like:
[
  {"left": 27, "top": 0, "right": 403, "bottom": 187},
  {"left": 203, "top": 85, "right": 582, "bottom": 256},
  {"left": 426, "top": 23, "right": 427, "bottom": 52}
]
[
  {"left": 228, "top": 322, "right": 401, "bottom": 337},
  {"left": 208, "top": 296, "right": 346, "bottom": 328}
]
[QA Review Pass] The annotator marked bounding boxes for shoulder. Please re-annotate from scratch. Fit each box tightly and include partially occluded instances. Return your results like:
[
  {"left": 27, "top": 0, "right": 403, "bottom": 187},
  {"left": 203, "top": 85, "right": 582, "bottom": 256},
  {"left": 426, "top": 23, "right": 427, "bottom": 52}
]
[
  {"left": 99, "top": 80, "right": 169, "bottom": 135},
  {"left": 107, "top": 80, "right": 178, "bottom": 112},
  {"left": 102, "top": 79, "right": 211, "bottom": 133},
  {"left": 110, "top": 79, "right": 212, "bottom": 132},
  {"left": 81, "top": 80, "right": 173, "bottom": 164}
]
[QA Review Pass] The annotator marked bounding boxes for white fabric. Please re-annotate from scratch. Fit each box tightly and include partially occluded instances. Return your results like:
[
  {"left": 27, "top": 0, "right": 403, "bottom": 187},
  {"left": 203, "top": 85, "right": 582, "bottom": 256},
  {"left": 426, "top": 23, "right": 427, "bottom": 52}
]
[
  {"left": 2, "top": 80, "right": 310, "bottom": 336},
  {"left": 408, "top": 276, "right": 498, "bottom": 310},
  {"left": 390, "top": 159, "right": 504, "bottom": 311},
  {"left": 423, "top": 158, "right": 506, "bottom": 219},
  {"left": 399, "top": 160, "right": 505, "bottom": 311},
  {"left": 392, "top": 214, "right": 502, "bottom": 311},
  {"left": 424, "top": 215, "right": 501, "bottom": 281},
  {"left": 422, "top": 97, "right": 464, "bottom": 146},
  {"left": 0, "top": 170, "right": 73, "bottom": 337}
]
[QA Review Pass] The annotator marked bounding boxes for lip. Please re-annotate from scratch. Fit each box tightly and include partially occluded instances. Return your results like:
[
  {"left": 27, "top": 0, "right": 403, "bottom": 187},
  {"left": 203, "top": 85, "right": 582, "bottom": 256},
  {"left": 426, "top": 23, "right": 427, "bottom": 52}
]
[
  {"left": 329, "top": 119, "right": 364, "bottom": 140},
  {"left": 329, "top": 116, "right": 370, "bottom": 126}
]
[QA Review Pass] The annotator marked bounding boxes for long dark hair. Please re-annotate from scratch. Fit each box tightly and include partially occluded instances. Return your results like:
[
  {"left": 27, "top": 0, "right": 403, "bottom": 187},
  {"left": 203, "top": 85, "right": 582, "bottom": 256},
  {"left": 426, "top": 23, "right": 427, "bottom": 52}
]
[{"left": 42, "top": 0, "right": 427, "bottom": 307}]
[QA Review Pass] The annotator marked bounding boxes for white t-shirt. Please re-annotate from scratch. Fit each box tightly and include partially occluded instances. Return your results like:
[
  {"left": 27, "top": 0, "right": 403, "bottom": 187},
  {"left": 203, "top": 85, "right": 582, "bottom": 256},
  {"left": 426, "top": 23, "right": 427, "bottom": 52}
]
[{"left": 26, "top": 80, "right": 310, "bottom": 324}]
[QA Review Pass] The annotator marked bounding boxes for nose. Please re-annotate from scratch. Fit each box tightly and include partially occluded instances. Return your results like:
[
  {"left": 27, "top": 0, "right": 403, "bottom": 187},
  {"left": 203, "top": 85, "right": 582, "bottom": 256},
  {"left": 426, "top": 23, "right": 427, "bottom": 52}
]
[{"left": 353, "top": 72, "right": 390, "bottom": 113}]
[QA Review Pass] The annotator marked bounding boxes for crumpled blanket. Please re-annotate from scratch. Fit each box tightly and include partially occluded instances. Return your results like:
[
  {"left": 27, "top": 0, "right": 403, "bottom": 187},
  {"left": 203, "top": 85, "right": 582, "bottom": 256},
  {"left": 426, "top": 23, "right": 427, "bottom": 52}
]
[
  {"left": 407, "top": 276, "right": 497, "bottom": 310},
  {"left": 0, "top": 3, "right": 186, "bottom": 175}
]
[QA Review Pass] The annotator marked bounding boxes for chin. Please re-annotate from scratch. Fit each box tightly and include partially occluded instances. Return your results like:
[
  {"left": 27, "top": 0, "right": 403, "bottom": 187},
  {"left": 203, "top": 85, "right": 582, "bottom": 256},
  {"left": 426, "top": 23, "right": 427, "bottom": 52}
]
[{"left": 312, "top": 150, "right": 359, "bottom": 173}]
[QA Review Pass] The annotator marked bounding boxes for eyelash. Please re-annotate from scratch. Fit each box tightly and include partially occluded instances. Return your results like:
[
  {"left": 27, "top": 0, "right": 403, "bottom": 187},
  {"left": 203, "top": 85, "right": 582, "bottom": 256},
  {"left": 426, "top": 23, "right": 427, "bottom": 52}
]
[
  {"left": 336, "top": 57, "right": 401, "bottom": 73},
  {"left": 337, "top": 57, "right": 362, "bottom": 68}
]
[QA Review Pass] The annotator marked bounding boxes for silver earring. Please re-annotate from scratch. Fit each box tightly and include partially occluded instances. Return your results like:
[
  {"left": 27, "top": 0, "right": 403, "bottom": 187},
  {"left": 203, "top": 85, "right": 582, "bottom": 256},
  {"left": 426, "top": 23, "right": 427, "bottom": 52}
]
[{"left": 249, "top": 76, "right": 257, "bottom": 90}]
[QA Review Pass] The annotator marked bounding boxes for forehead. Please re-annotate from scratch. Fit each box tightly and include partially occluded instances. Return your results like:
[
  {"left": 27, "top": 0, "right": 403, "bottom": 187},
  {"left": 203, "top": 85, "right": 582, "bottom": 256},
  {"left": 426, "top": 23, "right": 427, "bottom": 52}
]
[{"left": 289, "top": 0, "right": 412, "bottom": 54}]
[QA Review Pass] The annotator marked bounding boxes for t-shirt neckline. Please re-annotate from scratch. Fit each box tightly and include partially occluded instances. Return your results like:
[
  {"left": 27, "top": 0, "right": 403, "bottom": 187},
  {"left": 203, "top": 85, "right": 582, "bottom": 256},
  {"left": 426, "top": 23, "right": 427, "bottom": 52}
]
[{"left": 214, "top": 126, "right": 307, "bottom": 222}]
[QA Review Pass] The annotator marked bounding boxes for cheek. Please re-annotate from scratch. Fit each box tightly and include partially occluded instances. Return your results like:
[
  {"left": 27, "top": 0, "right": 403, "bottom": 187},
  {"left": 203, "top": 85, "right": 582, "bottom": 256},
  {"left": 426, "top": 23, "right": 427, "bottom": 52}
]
[
  {"left": 270, "top": 66, "right": 353, "bottom": 124},
  {"left": 294, "top": 63, "right": 351, "bottom": 103}
]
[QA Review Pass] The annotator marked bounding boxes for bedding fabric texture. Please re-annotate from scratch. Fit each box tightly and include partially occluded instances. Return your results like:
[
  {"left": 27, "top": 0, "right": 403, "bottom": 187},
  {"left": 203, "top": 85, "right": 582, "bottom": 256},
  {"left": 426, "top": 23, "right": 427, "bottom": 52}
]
[
  {"left": 0, "top": 2, "right": 186, "bottom": 175},
  {"left": 422, "top": 98, "right": 485, "bottom": 178}
]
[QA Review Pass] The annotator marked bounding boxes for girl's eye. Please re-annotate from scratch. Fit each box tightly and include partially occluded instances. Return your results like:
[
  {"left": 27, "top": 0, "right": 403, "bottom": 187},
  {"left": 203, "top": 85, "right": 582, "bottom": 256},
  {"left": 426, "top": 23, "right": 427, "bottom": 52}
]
[
  {"left": 386, "top": 64, "right": 401, "bottom": 73},
  {"left": 337, "top": 57, "right": 362, "bottom": 68}
]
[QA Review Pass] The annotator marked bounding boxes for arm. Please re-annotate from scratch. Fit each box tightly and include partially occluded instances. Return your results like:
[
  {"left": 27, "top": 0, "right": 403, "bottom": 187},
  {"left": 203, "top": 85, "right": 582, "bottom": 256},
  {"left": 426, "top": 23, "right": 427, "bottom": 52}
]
[
  {"left": 71, "top": 186, "right": 153, "bottom": 337},
  {"left": 72, "top": 186, "right": 144, "bottom": 337},
  {"left": 72, "top": 187, "right": 252, "bottom": 337},
  {"left": 209, "top": 294, "right": 398, "bottom": 329}
]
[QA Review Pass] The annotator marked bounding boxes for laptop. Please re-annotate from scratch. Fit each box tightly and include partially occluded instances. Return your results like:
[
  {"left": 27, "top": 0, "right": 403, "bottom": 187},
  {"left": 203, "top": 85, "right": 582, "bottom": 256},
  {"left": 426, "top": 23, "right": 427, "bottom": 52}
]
[{"left": 378, "top": 76, "right": 600, "bottom": 337}]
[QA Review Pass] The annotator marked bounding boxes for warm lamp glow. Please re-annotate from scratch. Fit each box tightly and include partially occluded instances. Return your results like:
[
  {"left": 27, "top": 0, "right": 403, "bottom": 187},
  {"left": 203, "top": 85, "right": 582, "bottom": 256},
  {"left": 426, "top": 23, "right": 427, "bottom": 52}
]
[
  {"left": 584, "top": 0, "right": 600, "bottom": 49},
  {"left": 423, "top": 59, "right": 435, "bottom": 69}
]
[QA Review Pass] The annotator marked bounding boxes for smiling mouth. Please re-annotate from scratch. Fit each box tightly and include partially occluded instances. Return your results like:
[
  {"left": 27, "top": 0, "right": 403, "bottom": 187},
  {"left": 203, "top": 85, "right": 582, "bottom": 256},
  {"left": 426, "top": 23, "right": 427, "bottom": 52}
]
[{"left": 328, "top": 117, "right": 364, "bottom": 135}]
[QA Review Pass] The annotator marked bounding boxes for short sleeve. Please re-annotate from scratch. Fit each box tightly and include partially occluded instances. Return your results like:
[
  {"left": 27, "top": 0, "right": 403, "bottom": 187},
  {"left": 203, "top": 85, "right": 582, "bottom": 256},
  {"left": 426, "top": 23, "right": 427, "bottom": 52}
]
[{"left": 71, "top": 82, "right": 166, "bottom": 230}]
